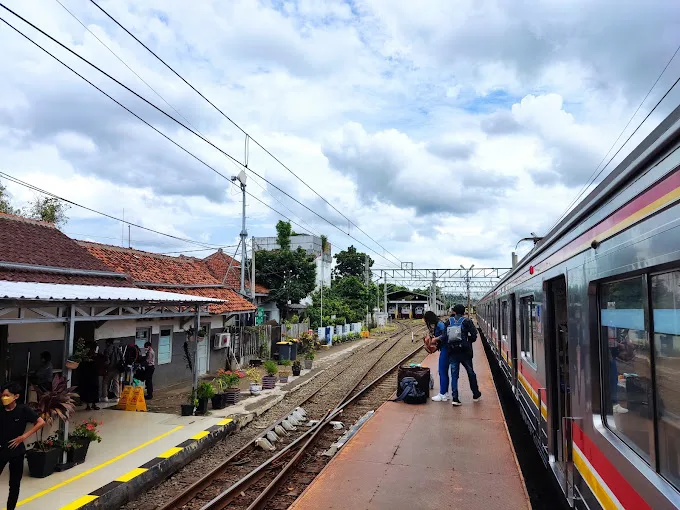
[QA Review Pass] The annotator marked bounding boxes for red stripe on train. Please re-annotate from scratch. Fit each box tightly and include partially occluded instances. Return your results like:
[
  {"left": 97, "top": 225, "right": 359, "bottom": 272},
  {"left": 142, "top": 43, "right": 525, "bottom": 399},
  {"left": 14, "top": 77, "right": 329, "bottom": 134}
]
[{"left": 572, "top": 422, "right": 650, "bottom": 510}]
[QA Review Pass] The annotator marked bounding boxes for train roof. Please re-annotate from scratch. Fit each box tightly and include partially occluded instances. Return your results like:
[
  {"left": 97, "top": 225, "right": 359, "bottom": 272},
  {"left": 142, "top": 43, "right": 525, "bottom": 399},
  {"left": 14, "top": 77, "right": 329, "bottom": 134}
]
[{"left": 483, "top": 101, "right": 680, "bottom": 301}]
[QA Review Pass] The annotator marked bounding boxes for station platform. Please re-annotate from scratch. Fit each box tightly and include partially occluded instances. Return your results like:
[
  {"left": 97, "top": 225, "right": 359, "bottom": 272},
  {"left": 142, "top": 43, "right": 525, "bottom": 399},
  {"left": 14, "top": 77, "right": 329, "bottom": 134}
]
[
  {"left": 291, "top": 339, "right": 531, "bottom": 510},
  {"left": 0, "top": 408, "right": 234, "bottom": 510}
]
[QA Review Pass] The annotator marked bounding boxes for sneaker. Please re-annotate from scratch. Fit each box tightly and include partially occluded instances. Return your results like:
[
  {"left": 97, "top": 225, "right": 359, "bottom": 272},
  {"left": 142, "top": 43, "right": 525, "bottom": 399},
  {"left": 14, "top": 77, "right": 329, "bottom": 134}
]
[
  {"left": 431, "top": 394, "right": 449, "bottom": 402},
  {"left": 473, "top": 393, "right": 482, "bottom": 402},
  {"left": 613, "top": 404, "right": 628, "bottom": 414},
  {"left": 451, "top": 398, "right": 462, "bottom": 406},
  {"left": 101, "top": 397, "right": 109, "bottom": 403}
]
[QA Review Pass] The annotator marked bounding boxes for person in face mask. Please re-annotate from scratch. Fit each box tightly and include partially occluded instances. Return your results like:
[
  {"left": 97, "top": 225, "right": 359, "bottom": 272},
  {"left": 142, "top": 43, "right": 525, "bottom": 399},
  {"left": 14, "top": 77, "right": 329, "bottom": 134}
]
[{"left": 0, "top": 382, "right": 45, "bottom": 510}]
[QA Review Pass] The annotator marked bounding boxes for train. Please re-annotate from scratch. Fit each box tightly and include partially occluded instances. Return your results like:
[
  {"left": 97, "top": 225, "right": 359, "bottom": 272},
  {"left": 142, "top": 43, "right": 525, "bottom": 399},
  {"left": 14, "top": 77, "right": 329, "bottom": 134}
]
[{"left": 476, "top": 103, "right": 680, "bottom": 509}]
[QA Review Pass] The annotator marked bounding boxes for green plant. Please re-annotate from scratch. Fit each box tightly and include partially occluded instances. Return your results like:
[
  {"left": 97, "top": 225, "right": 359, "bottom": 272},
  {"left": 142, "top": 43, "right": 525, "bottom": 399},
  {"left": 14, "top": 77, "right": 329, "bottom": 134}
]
[
  {"left": 264, "top": 360, "right": 278, "bottom": 376},
  {"left": 29, "top": 433, "right": 60, "bottom": 453},
  {"left": 280, "top": 359, "right": 292, "bottom": 367},
  {"left": 304, "top": 349, "right": 315, "bottom": 360},
  {"left": 246, "top": 367, "right": 262, "bottom": 383},
  {"left": 212, "top": 377, "right": 225, "bottom": 394},
  {"left": 69, "top": 337, "right": 87, "bottom": 363},
  {"left": 292, "top": 360, "right": 301, "bottom": 370},
  {"left": 69, "top": 418, "right": 103, "bottom": 443},
  {"left": 196, "top": 382, "right": 215, "bottom": 400},
  {"left": 30, "top": 374, "right": 78, "bottom": 427},
  {"left": 187, "top": 390, "right": 198, "bottom": 406},
  {"left": 217, "top": 369, "right": 245, "bottom": 388}
]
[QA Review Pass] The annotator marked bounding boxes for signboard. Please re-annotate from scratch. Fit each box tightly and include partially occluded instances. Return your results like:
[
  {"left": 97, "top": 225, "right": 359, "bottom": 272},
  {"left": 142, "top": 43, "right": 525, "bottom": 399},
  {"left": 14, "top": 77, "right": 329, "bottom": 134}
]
[
  {"left": 117, "top": 385, "right": 147, "bottom": 412},
  {"left": 255, "top": 307, "right": 265, "bottom": 325}
]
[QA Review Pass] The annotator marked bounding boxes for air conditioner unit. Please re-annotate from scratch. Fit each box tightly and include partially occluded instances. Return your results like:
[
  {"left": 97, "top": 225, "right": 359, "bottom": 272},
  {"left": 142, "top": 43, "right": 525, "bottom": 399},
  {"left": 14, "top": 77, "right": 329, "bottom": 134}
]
[{"left": 214, "top": 332, "right": 231, "bottom": 350}]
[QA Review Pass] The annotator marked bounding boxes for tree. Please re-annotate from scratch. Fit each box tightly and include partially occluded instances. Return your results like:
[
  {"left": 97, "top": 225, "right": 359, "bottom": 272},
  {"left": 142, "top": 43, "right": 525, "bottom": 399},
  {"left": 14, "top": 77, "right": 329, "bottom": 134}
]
[
  {"left": 333, "top": 245, "right": 373, "bottom": 280},
  {"left": 276, "top": 220, "right": 292, "bottom": 251},
  {"left": 0, "top": 182, "right": 17, "bottom": 215},
  {"left": 27, "top": 197, "right": 69, "bottom": 229}
]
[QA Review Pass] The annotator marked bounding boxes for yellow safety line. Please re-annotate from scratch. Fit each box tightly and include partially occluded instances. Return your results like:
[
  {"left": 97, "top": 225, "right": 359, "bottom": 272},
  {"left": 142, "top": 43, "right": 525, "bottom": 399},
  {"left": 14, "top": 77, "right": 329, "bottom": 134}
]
[
  {"left": 216, "top": 418, "right": 233, "bottom": 426},
  {"left": 12, "top": 425, "right": 183, "bottom": 509},
  {"left": 58, "top": 494, "right": 99, "bottom": 510},
  {"left": 115, "top": 467, "right": 148, "bottom": 483},
  {"left": 190, "top": 431, "right": 209, "bottom": 440},
  {"left": 157, "top": 446, "right": 183, "bottom": 459}
]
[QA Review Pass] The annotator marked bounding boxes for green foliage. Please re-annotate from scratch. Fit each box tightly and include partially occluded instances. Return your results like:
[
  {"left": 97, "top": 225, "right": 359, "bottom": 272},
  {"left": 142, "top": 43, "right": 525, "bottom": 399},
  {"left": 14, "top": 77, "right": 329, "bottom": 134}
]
[
  {"left": 276, "top": 220, "right": 292, "bottom": 251},
  {"left": 304, "top": 349, "right": 315, "bottom": 360},
  {"left": 280, "top": 359, "right": 292, "bottom": 367},
  {"left": 333, "top": 245, "right": 373, "bottom": 280},
  {"left": 320, "top": 234, "right": 329, "bottom": 254},
  {"left": 0, "top": 182, "right": 18, "bottom": 215},
  {"left": 196, "top": 382, "right": 215, "bottom": 400},
  {"left": 69, "top": 337, "right": 88, "bottom": 363},
  {"left": 27, "top": 196, "right": 70, "bottom": 229},
  {"left": 264, "top": 360, "right": 278, "bottom": 376}
]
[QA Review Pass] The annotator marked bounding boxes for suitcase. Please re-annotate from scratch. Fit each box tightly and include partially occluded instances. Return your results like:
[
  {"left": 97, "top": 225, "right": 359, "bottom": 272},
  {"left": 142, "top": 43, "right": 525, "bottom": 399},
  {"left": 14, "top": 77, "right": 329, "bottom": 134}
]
[{"left": 396, "top": 366, "right": 431, "bottom": 404}]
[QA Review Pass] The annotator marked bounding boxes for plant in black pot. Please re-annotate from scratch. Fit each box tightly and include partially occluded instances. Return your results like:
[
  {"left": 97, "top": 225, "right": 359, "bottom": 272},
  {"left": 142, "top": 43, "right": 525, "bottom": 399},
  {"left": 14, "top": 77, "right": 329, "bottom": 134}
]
[
  {"left": 195, "top": 382, "right": 214, "bottom": 415},
  {"left": 27, "top": 374, "right": 78, "bottom": 477},
  {"left": 292, "top": 360, "right": 301, "bottom": 376},
  {"left": 304, "top": 349, "right": 315, "bottom": 370},
  {"left": 210, "top": 377, "right": 226, "bottom": 410},
  {"left": 262, "top": 360, "right": 278, "bottom": 389},
  {"left": 181, "top": 390, "right": 197, "bottom": 416},
  {"left": 67, "top": 417, "right": 102, "bottom": 465}
]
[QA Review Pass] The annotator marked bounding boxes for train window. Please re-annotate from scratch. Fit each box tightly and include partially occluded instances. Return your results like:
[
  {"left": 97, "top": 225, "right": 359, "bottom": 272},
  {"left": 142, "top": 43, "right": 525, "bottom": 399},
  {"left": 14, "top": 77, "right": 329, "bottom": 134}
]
[
  {"left": 651, "top": 271, "right": 680, "bottom": 488},
  {"left": 501, "top": 301, "right": 508, "bottom": 341},
  {"left": 520, "top": 297, "right": 535, "bottom": 363},
  {"left": 600, "top": 277, "right": 653, "bottom": 463}
]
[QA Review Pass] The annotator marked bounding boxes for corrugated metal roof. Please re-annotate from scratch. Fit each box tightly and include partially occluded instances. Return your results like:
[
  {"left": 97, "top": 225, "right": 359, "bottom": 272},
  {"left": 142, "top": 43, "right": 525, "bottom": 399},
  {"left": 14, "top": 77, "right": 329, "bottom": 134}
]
[{"left": 0, "top": 281, "right": 222, "bottom": 303}]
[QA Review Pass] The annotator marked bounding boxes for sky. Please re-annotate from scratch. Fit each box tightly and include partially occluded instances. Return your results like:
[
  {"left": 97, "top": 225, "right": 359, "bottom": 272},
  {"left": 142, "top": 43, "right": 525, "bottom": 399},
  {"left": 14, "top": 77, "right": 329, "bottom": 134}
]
[{"left": 1, "top": 0, "right": 680, "bottom": 285}]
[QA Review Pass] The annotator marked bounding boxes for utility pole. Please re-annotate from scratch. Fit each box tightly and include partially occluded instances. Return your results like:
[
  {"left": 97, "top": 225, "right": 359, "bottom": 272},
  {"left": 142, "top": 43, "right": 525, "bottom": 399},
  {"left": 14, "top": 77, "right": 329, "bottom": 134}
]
[
  {"left": 320, "top": 255, "right": 324, "bottom": 329},
  {"left": 232, "top": 170, "right": 248, "bottom": 295},
  {"left": 460, "top": 264, "right": 475, "bottom": 316},
  {"left": 383, "top": 274, "right": 387, "bottom": 315},
  {"left": 251, "top": 238, "right": 256, "bottom": 301},
  {"left": 430, "top": 271, "right": 436, "bottom": 314}
]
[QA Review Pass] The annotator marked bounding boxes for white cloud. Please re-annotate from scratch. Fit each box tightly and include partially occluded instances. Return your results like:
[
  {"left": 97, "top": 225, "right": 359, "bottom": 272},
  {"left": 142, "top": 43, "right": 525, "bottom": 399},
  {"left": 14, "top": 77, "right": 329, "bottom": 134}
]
[{"left": 1, "top": 0, "right": 679, "bottom": 278}]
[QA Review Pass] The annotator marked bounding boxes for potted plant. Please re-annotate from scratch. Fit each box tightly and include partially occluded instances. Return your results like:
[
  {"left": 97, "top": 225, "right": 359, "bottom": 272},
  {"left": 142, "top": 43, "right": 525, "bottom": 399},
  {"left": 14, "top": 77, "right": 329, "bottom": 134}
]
[
  {"left": 65, "top": 337, "right": 87, "bottom": 369},
  {"left": 67, "top": 418, "right": 103, "bottom": 464},
  {"left": 246, "top": 367, "right": 262, "bottom": 395},
  {"left": 304, "top": 349, "right": 315, "bottom": 370},
  {"left": 195, "top": 382, "right": 214, "bottom": 415},
  {"left": 279, "top": 360, "right": 292, "bottom": 383},
  {"left": 218, "top": 369, "right": 245, "bottom": 405},
  {"left": 27, "top": 374, "right": 77, "bottom": 478},
  {"left": 262, "top": 360, "right": 278, "bottom": 389},
  {"left": 181, "top": 390, "right": 196, "bottom": 416},
  {"left": 292, "top": 360, "right": 301, "bottom": 376},
  {"left": 210, "top": 377, "right": 227, "bottom": 410}
]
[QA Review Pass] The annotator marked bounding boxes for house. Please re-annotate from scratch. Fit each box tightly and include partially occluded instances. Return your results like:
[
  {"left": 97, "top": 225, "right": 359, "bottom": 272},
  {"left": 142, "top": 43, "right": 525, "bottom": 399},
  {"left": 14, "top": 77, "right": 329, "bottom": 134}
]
[
  {"left": 0, "top": 213, "right": 218, "bottom": 392},
  {"left": 203, "top": 248, "right": 279, "bottom": 323},
  {"left": 79, "top": 242, "right": 258, "bottom": 382}
]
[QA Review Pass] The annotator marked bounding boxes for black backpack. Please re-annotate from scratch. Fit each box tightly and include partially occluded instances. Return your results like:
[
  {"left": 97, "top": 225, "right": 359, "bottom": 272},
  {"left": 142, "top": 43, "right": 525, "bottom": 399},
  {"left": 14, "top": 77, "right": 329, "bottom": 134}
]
[{"left": 394, "top": 377, "right": 426, "bottom": 404}]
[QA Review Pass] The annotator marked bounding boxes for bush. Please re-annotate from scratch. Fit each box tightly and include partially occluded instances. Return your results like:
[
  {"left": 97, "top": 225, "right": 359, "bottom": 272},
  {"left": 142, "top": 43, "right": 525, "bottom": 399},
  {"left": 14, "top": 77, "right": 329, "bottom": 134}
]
[
  {"left": 264, "top": 360, "right": 278, "bottom": 376},
  {"left": 196, "top": 382, "right": 215, "bottom": 400}
]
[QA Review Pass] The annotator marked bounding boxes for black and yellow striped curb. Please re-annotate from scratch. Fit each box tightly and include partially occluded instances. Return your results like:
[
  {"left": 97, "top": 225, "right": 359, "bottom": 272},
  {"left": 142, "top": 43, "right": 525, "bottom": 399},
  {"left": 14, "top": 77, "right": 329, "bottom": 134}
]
[{"left": 61, "top": 418, "right": 236, "bottom": 510}]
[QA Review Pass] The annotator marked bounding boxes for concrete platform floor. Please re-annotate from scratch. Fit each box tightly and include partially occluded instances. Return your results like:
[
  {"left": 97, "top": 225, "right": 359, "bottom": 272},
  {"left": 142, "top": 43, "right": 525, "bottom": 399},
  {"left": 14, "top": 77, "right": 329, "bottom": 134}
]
[
  {"left": 291, "top": 340, "right": 531, "bottom": 510},
  {"left": 0, "top": 408, "right": 230, "bottom": 510}
]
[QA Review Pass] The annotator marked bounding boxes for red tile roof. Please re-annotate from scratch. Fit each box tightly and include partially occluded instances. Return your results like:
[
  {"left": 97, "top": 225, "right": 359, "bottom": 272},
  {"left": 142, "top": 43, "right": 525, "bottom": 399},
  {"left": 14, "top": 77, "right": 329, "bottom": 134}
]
[
  {"left": 0, "top": 213, "right": 131, "bottom": 286},
  {"left": 80, "top": 242, "right": 255, "bottom": 313},
  {"left": 204, "top": 249, "right": 269, "bottom": 294}
]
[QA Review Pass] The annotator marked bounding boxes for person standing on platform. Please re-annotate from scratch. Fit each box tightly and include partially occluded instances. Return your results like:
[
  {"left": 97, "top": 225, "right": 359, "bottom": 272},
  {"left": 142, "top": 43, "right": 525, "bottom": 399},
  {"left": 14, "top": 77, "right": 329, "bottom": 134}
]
[
  {"left": 448, "top": 304, "right": 482, "bottom": 406},
  {"left": 79, "top": 341, "right": 100, "bottom": 411},
  {"left": 0, "top": 382, "right": 45, "bottom": 510},
  {"left": 424, "top": 310, "right": 450, "bottom": 402},
  {"left": 102, "top": 339, "right": 121, "bottom": 402},
  {"left": 144, "top": 341, "right": 155, "bottom": 400}
]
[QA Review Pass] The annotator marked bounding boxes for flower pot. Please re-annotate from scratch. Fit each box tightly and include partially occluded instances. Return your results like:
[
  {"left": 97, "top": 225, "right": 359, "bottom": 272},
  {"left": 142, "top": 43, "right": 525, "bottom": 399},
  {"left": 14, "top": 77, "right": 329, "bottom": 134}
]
[
  {"left": 65, "top": 360, "right": 80, "bottom": 370},
  {"left": 196, "top": 398, "right": 209, "bottom": 415},
  {"left": 211, "top": 394, "right": 226, "bottom": 410},
  {"left": 67, "top": 438, "right": 90, "bottom": 465},
  {"left": 180, "top": 404, "right": 194, "bottom": 416},
  {"left": 249, "top": 383, "right": 261, "bottom": 395},
  {"left": 292, "top": 366, "right": 301, "bottom": 376},
  {"left": 27, "top": 448, "right": 62, "bottom": 478},
  {"left": 224, "top": 388, "right": 240, "bottom": 405},
  {"left": 262, "top": 375, "right": 277, "bottom": 390},
  {"left": 304, "top": 359, "right": 313, "bottom": 370},
  {"left": 279, "top": 375, "right": 289, "bottom": 384}
]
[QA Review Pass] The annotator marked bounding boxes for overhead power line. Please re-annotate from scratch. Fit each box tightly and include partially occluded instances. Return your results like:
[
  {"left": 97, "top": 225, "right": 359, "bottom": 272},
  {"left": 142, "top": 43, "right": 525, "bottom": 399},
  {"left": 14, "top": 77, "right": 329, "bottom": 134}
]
[
  {"left": 545, "top": 40, "right": 680, "bottom": 235},
  {"left": 0, "top": 6, "right": 400, "bottom": 267},
  {"left": 87, "top": 0, "right": 402, "bottom": 267}
]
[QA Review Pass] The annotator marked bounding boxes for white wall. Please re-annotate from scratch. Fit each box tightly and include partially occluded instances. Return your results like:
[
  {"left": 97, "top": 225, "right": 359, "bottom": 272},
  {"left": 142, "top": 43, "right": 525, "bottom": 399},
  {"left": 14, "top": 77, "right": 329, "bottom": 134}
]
[{"left": 8, "top": 322, "right": 63, "bottom": 343}]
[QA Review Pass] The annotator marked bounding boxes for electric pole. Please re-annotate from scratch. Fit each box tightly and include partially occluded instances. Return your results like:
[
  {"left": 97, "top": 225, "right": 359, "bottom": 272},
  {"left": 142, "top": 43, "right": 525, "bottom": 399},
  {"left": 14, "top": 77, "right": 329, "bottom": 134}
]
[
  {"left": 231, "top": 170, "right": 248, "bottom": 295},
  {"left": 460, "top": 264, "right": 475, "bottom": 316}
]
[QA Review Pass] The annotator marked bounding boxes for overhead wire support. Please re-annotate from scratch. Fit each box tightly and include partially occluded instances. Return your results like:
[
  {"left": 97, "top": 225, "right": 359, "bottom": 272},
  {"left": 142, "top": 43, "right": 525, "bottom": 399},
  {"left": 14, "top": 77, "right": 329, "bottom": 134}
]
[
  {"left": 87, "top": 0, "right": 403, "bottom": 267},
  {"left": 0, "top": 4, "right": 400, "bottom": 268}
]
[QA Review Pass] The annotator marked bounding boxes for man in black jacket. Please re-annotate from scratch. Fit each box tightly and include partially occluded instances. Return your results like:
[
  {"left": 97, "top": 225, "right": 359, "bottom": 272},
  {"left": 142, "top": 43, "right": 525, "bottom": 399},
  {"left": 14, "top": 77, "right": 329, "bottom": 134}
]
[{"left": 448, "top": 304, "right": 482, "bottom": 406}]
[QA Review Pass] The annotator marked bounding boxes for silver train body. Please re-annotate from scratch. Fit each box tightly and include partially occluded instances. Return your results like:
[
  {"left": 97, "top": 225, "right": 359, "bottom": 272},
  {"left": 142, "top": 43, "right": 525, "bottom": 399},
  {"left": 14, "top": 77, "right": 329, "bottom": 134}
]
[{"left": 477, "top": 104, "right": 680, "bottom": 509}]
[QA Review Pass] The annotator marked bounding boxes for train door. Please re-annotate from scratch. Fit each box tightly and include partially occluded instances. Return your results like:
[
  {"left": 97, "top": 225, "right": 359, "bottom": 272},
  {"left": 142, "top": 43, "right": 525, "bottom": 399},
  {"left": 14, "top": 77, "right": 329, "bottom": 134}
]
[
  {"left": 545, "top": 276, "right": 573, "bottom": 502},
  {"left": 510, "top": 294, "right": 518, "bottom": 392},
  {"left": 496, "top": 299, "right": 502, "bottom": 354}
]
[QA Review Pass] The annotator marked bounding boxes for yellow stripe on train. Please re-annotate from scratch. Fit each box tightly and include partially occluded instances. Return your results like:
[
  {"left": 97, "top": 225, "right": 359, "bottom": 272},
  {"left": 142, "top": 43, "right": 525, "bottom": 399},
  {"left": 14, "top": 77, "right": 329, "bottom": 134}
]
[
  {"left": 573, "top": 443, "right": 623, "bottom": 510},
  {"left": 517, "top": 371, "right": 547, "bottom": 420}
]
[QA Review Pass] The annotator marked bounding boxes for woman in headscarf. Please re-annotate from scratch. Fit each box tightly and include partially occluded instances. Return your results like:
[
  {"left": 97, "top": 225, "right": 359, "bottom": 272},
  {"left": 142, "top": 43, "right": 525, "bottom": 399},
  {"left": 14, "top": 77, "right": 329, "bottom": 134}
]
[{"left": 424, "top": 311, "right": 450, "bottom": 402}]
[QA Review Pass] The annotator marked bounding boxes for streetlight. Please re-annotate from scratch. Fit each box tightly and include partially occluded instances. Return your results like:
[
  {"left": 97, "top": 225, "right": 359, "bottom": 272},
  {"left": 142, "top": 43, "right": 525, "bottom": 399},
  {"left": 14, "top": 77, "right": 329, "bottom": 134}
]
[{"left": 460, "top": 264, "right": 475, "bottom": 316}]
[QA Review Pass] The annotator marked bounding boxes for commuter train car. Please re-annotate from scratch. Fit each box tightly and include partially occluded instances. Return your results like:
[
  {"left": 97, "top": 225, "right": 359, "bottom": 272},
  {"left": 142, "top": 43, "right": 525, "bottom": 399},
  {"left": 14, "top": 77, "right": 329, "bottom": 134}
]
[
  {"left": 414, "top": 305, "right": 425, "bottom": 319},
  {"left": 477, "top": 104, "right": 680, "bottom": 509}
]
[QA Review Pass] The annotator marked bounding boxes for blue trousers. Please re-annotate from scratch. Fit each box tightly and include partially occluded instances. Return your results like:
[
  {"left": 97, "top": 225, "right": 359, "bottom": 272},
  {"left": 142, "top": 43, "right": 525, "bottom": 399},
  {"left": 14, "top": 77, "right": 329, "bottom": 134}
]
[
  {"left": 450, "top": 355, "right": 480, "bottom": 400},
  {"left": 438, "top": 344, "right": 450, "bottom": 395}
]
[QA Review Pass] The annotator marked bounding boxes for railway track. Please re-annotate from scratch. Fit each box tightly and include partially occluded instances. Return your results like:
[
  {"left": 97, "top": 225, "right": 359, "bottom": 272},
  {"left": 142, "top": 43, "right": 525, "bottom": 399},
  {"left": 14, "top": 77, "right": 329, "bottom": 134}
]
[{"left": 159, "top": 321, "right": 426, "bottom": 510}]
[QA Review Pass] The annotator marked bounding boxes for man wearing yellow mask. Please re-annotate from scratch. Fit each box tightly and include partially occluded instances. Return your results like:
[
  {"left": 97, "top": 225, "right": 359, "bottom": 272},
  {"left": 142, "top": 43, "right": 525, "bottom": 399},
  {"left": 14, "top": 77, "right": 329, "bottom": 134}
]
[{"left": 0, "top": 382, "right": 45, "bottom": 510}]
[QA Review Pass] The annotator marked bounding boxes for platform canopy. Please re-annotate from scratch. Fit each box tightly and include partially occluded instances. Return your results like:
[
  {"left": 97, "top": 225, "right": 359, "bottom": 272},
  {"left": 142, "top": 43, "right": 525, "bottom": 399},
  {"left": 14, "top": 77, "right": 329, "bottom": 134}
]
[{"left": 0, "top": 280, "right": 221, "bottom": 303}]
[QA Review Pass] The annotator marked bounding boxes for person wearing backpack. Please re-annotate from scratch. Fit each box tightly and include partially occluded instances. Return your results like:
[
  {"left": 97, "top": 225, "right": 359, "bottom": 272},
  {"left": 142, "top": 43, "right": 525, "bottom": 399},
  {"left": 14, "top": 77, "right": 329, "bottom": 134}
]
[
  {"left": 447, "top": 304, "right": 482, "bottom": 406},
  {"left": 424, "top": 310, "right": 451, "bottom": 402},
  {"left": 101, "top": 339, "right": 122, "bottom": 401}
]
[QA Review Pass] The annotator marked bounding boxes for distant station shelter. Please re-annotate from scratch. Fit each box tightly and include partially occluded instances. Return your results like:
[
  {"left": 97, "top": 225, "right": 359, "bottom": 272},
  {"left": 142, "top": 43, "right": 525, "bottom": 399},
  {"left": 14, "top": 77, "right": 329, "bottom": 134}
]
[{"left": 386, "top": 290, "right": 445, "bottom": 319}]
